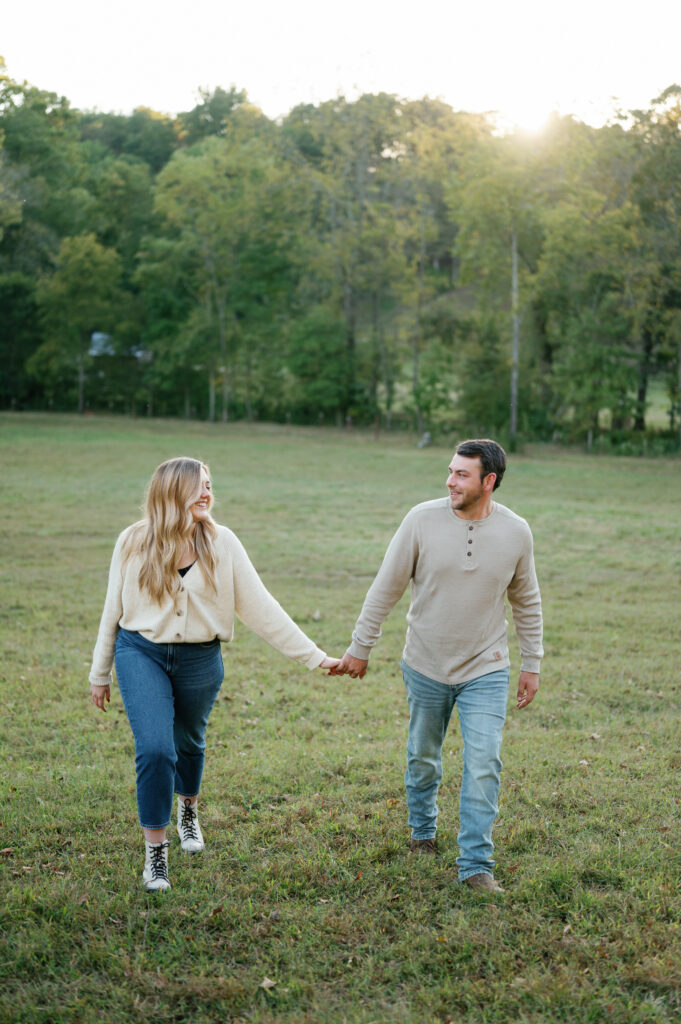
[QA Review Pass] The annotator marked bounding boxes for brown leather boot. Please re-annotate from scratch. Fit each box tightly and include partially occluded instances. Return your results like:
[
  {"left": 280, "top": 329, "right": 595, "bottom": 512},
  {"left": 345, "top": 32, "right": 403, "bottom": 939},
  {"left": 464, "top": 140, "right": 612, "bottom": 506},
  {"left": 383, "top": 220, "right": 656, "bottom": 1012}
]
[
  {"left": 409, "top": 838, "right": 438, "bottom": 855},
  {"left": 463, "top": 872, "right": 504, "bottom": 893}
]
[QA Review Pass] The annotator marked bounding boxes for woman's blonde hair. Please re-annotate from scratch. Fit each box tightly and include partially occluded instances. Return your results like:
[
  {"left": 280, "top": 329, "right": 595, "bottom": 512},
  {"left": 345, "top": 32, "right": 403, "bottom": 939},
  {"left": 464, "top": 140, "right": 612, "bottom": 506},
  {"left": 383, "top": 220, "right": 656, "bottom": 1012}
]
[{"left": 125, "top": 457, "right": 218, "bottom": 603}]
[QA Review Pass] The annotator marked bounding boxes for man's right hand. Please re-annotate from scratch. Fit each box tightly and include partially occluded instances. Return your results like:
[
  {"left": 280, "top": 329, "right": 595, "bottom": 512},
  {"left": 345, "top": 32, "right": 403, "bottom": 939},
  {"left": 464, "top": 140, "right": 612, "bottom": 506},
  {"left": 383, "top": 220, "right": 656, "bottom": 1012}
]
[{"left": 330, "top": 653, "right": 369, "bottom": 678}]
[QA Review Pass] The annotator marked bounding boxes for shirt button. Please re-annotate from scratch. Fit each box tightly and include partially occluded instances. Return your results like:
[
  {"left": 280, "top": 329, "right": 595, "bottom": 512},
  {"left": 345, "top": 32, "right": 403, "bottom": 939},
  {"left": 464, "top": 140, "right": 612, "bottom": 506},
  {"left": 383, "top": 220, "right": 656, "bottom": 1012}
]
[
  {"left": 176, "top": 610, "right": 184, "bottom": 616},
  {"left": 176, "top": 633, "right": 181, "bottom": 639},
  {"left": 468, "top": 525, "right": 474, "bottom": 531},
  {"left": 467, "top": 551, "right": 472, "bottom": 556},
  {"left": 468, "top": 539, "right": 473, "bottom": 544}
]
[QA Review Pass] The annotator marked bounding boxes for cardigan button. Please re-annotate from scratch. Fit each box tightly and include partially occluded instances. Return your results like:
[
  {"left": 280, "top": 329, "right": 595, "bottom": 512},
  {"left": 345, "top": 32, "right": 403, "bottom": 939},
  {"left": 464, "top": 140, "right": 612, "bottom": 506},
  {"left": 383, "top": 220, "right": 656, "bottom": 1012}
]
[{"left": 176, "top": 609, "right": 184, "bottom": 616}]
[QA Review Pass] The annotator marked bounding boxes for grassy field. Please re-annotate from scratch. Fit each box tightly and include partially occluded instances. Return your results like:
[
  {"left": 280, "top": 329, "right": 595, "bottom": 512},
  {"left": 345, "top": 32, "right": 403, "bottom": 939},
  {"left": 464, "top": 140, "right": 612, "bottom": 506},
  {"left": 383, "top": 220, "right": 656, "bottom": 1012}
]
[{"left": 1, "top": 412, "right": 680, "bottom": 1024}]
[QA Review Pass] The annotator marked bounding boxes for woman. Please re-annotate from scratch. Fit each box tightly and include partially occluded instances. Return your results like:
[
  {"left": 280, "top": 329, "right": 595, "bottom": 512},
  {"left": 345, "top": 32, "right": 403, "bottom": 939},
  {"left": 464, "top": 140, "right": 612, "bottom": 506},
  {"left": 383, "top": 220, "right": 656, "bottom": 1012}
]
[{"left": 89, "top": 456, "right": 339, "bottom": 892}]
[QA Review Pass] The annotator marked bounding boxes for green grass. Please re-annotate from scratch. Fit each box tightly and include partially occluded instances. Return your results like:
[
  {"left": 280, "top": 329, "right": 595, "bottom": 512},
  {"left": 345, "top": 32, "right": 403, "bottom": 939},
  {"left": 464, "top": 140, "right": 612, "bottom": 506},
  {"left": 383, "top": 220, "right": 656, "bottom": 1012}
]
[{"left": 1, "top": 412, "right": 680, "bottom": 1023}]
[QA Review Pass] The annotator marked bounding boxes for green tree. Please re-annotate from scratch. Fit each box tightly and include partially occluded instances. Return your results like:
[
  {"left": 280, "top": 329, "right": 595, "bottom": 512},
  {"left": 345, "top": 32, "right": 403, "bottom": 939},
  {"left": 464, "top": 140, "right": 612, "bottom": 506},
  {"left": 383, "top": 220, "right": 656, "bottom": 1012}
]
[
  {"left": 628, "top": 86, "right": 681, "bottom": 431},
  {"left": 84, "top": 153, "right": 153, "bottom": 269},
  {"left": 450, "top": 132, "right": 545, "bottom": 444},
  {"left": 283, "top": 94, "right": 420, "bottom": 424},
  {"left": 30, "top": 232, "right": 122, "bottom": 412},
  {"left": 535, "top": 196, "right": 646, "bottom": 440},
  {"left": 143, "top": 112, "right": 300, "bottom": 420},
  {"left": 0, "top": 75, "right": 92, "bottom": 253},
  {"left": 0, "top": 272, "right": 42, "bottom": 408},
  {"left": 178, "top": 86, "right": 248, "bottom": 147},
  {"left": 80, "top": 107, "right": 178, "bottom": 174}
]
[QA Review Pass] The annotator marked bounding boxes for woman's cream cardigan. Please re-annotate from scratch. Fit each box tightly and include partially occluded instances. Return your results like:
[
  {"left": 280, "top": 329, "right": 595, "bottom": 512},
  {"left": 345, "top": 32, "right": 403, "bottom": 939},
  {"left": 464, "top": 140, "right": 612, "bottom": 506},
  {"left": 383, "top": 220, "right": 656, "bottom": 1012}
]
[{"left": 89, "top": 523, "right": 326, "bottom": 686}]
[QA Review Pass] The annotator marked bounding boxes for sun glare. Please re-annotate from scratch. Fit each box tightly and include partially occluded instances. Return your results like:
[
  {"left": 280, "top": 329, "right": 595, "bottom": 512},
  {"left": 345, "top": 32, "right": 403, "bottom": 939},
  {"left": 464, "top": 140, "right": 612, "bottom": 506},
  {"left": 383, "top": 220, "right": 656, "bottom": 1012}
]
[{"left": 511, "top": 106, "right": 551, "bottom": 135}]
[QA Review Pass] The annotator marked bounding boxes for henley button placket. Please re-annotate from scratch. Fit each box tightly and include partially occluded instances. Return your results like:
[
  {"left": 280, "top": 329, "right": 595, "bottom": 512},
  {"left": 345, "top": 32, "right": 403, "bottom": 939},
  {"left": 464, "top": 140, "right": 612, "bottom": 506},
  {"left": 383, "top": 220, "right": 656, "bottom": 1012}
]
[{"left": 465, "top": 524, "right": 475, "bottom": 565}]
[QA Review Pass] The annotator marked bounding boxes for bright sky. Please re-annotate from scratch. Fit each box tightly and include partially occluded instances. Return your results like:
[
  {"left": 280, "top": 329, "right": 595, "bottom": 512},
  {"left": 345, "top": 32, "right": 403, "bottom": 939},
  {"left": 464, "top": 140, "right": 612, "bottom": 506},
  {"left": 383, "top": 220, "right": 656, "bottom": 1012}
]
[{"left": 3, "top": 0, "right": 680, "bottom": 132}]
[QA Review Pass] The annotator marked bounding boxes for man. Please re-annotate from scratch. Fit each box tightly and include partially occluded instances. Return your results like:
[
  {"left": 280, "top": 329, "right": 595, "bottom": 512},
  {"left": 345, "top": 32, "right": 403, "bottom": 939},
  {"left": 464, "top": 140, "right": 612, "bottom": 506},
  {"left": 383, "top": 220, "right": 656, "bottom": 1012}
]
[{"left": 332, "top": 438, "right": 543, "bottom": 893}]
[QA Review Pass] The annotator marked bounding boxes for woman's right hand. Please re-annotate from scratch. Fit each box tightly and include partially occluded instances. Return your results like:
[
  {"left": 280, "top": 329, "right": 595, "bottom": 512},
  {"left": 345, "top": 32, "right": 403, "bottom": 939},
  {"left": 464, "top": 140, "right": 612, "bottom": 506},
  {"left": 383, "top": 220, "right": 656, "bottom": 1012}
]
[
  {"left": 319, "top": 656, "right": 341, "bottom": 673},
  {"left": 90, "top": 683, "right": 110, "bottom": 711}
]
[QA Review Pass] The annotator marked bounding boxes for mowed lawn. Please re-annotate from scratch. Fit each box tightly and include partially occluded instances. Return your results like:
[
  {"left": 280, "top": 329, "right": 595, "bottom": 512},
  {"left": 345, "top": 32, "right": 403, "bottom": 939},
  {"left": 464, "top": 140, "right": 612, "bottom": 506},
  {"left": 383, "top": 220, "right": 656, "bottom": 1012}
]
[{"left": 1, "top": 412, "right": 680, "bottom": 1024}]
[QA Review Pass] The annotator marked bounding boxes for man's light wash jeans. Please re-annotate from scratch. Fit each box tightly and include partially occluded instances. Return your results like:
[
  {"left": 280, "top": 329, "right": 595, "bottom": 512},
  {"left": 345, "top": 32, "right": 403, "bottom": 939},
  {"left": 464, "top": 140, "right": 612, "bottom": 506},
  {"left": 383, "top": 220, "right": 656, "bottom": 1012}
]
[{"left": 401, "top": 660, "right": 509, "bottom": 881}]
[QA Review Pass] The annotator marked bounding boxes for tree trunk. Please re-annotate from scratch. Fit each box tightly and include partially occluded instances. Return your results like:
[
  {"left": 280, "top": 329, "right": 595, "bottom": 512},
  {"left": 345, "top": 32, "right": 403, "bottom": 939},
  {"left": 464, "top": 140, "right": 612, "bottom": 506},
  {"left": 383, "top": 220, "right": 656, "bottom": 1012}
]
[
  {"left": 208, "top": 365, "right": 216, "bottom": 422},
  {"left": 412, "top": 338, "right": 423, "bottom": 437},
  {"left": 379, "top": 330, "right": 394, "bottom": 431},
  {"left": 678, "top": 339, "right": 681, "bottom": 447},
  {"left": 412, "top": 216, "right": 427, "bottom": 438},
  {"left": 77, "top": 350, "right": 85, "bottom": 414},
  {"left": 510, "top": 229, "right": 519, "bottom": 447},
  {"left": 221, "top": 370, "right": 229, "bottom": 423},
  {"left": 634, "top": 327, "right": 654, "bottom": 431},
  {"left": 343, "top": 278, "right": 356, "bottom": 414}
]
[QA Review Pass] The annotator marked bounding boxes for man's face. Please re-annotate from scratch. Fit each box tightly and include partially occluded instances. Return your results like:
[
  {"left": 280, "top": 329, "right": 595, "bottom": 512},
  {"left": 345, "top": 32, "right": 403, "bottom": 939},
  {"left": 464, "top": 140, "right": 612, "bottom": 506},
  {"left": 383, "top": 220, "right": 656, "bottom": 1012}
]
[{"left": 446, "top": 454, "right": 491, "bottom": 513}]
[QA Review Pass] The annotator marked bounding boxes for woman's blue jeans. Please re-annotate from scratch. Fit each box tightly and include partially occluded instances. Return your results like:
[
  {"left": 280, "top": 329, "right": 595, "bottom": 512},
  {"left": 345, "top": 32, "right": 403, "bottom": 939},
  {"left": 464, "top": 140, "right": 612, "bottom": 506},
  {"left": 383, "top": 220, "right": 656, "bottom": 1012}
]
[
  {"left": 115, "top": 628, "right": 224, "bottom": 830},
  {"left": 402, "top": 660, "right": 509, "bottom": 881}
]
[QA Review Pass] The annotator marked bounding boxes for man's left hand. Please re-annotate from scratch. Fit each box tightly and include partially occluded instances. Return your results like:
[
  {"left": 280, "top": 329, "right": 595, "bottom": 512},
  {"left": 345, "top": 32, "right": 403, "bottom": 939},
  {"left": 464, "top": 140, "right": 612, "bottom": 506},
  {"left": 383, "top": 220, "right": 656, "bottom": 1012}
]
[{"left": 516, "top": 671, "right": 539, "bottom": 710}]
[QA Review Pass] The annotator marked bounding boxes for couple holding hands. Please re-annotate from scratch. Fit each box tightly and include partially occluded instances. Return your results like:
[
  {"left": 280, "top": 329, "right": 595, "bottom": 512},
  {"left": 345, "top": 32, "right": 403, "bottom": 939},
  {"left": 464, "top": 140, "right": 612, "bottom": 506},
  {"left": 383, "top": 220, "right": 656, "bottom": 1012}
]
[{"left": 90, "top": 440, "right": 543, "bottom": 894}]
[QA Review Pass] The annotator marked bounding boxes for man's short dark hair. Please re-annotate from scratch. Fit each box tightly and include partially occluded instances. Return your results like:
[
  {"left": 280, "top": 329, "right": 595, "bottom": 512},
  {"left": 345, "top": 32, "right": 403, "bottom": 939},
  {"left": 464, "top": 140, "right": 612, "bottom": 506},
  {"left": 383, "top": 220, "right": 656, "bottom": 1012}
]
[{"left": 455, "top": 439, "right": 506, "bottom": 490}]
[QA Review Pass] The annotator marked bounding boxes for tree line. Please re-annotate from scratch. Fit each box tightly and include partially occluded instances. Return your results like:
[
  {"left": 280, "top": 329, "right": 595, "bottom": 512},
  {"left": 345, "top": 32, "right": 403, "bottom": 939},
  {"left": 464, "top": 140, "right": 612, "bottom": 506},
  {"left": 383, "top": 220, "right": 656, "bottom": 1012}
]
[{"left": 1, "top": 58, "right": 680, "bottom": 449}]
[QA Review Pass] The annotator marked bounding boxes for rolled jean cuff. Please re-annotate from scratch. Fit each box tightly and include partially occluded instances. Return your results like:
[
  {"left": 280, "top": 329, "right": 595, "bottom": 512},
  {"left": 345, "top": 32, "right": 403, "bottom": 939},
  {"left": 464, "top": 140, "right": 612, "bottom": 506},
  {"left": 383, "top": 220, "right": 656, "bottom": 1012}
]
[{"left": 459, "top": 869, "right": 494, "bottom": 883}]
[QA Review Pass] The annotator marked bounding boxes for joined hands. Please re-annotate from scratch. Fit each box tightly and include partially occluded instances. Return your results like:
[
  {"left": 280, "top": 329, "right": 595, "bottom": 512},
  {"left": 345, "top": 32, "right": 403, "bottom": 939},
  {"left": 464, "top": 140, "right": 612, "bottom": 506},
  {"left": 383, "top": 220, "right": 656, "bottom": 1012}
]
[{"left": 327, "top": 653, "right": 368, "bottom": 678}]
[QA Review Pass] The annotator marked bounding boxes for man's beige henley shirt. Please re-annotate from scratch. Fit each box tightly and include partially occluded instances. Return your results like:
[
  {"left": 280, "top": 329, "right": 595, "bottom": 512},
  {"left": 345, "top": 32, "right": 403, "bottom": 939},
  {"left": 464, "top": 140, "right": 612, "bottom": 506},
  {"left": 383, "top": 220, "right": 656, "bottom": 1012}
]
[{"left": 347, "top": 497, "right": 543, "bottom": 685}]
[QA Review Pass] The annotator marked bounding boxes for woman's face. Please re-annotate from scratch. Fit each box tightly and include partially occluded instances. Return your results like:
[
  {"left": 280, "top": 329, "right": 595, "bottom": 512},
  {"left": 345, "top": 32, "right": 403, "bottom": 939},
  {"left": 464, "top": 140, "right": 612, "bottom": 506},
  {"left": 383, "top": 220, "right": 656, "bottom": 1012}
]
[{"left": 189, "top": 467, "right": 213, "bottom": 523}]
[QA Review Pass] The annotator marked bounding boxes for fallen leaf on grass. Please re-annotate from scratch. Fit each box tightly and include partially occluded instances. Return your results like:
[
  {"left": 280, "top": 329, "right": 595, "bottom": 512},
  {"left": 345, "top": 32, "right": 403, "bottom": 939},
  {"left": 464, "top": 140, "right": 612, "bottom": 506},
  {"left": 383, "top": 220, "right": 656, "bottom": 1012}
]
[
  {"left": 589, "top": 733, "right": 602, "bottom": 740},
  {"left": 259, "top": 977, "right": 277, "bottom": 991},
  {"left": 1, "top": 848, "right": 14, "bottom": 857},
  {"left": 578, "top": 759, "right": 590, "bottom": 766},
  {"left": 209, "top": 905, "right": 223, "bottom": 917}
]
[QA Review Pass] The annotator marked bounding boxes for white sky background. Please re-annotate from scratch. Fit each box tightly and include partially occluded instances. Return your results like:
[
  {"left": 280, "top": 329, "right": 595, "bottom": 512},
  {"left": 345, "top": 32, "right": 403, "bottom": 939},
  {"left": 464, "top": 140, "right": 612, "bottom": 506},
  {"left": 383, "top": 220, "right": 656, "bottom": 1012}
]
[{"left": 3, "top": 0, "right": 680, "bottom": 131}]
